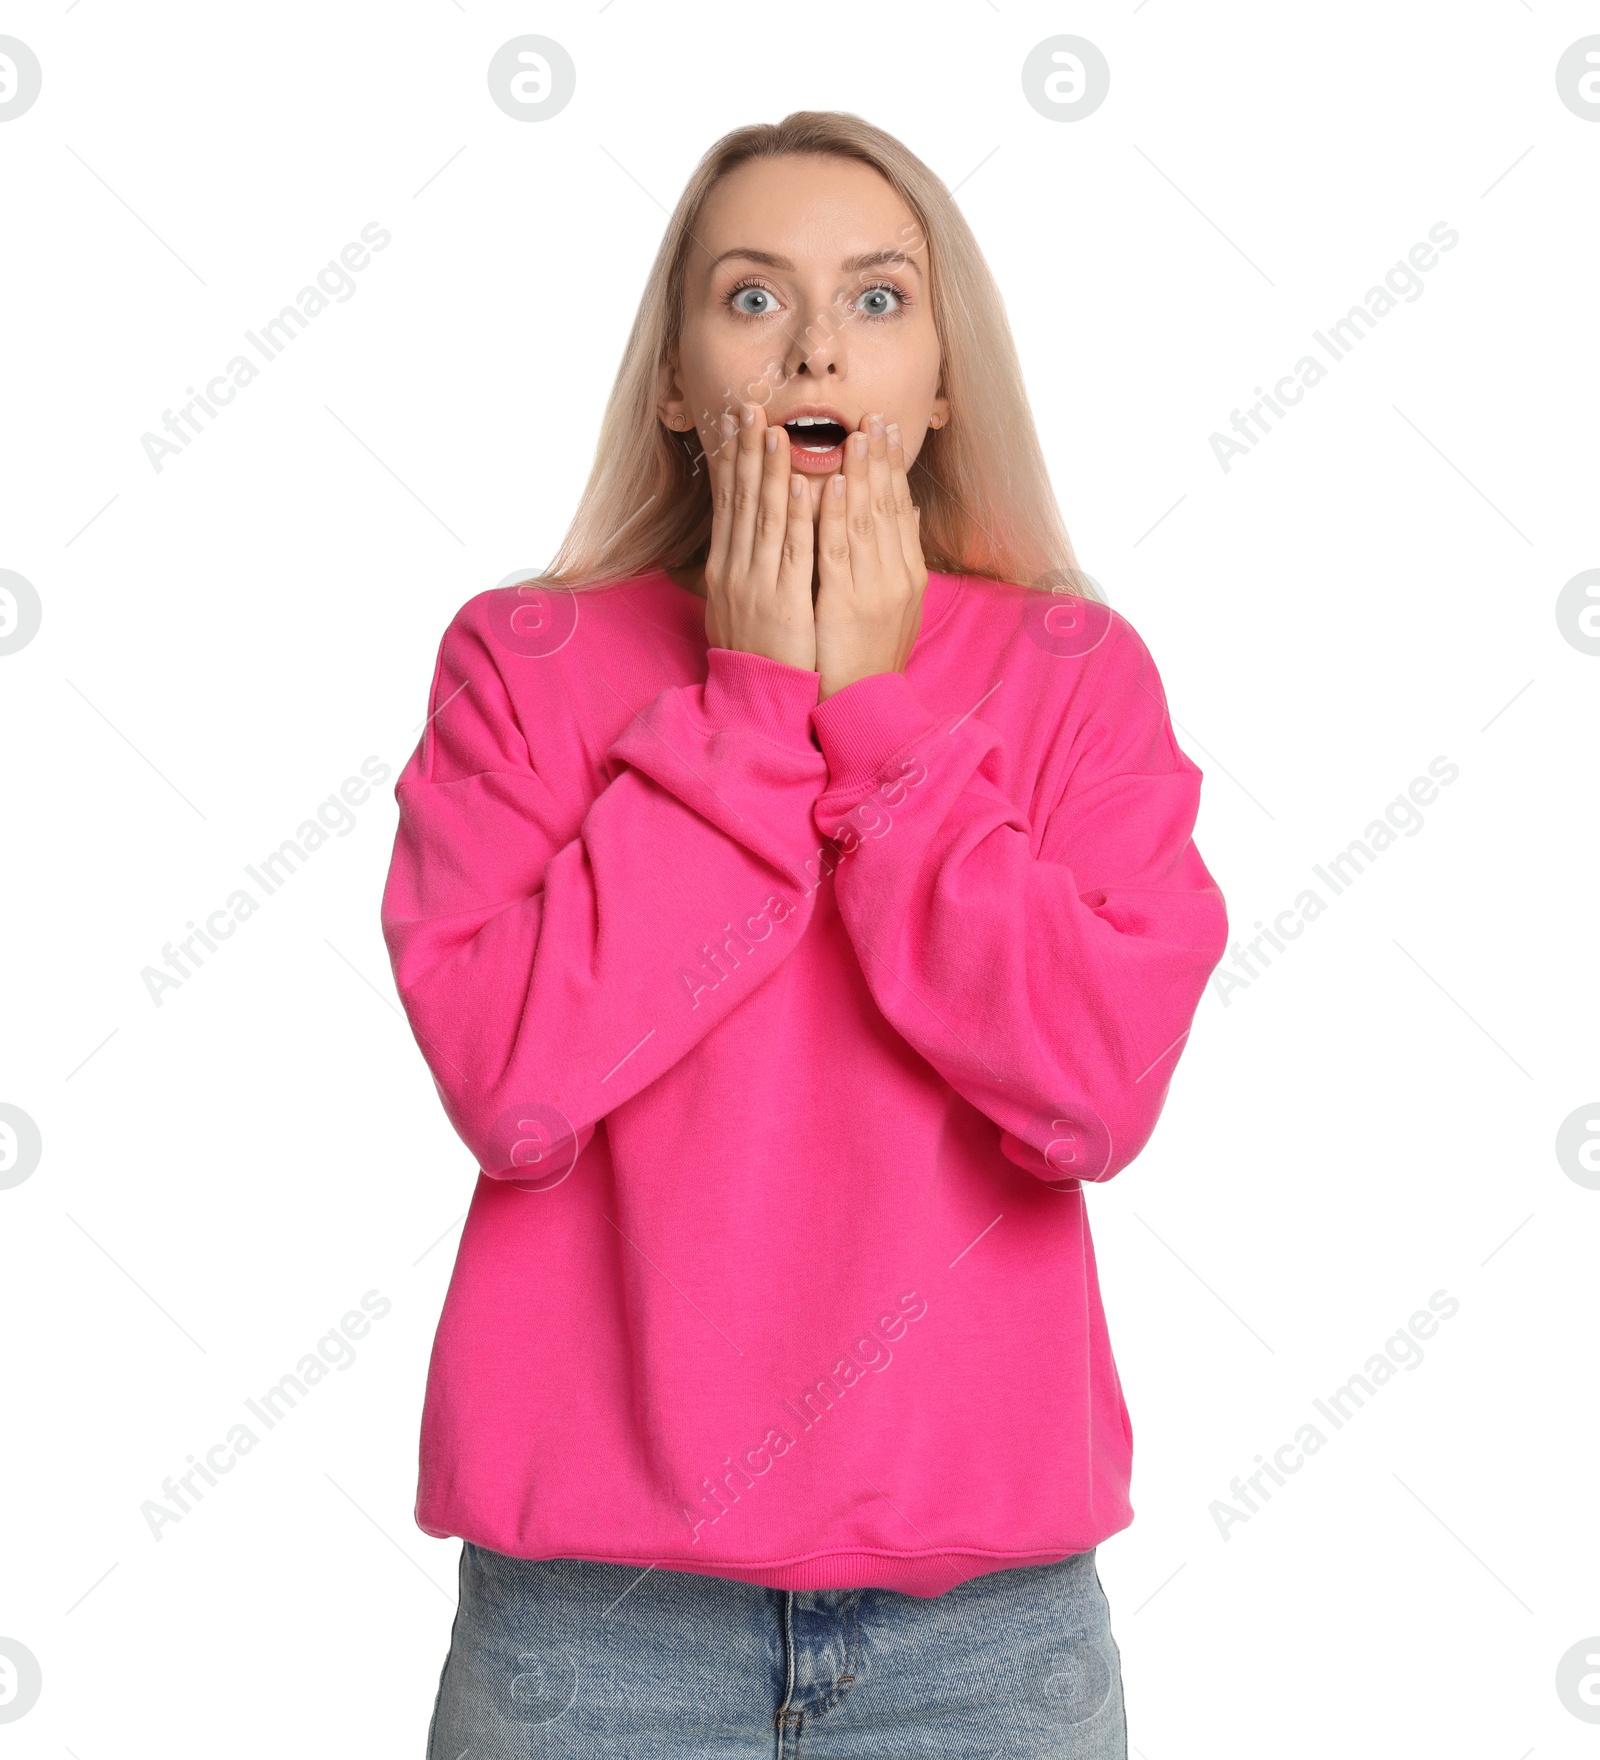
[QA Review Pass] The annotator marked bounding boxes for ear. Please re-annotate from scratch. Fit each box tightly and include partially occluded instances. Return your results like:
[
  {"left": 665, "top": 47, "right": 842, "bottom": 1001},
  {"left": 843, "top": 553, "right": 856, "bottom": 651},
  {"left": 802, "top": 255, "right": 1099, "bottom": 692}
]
[{"left": 656, "top": 355, "right": 691, "bottom": 434}]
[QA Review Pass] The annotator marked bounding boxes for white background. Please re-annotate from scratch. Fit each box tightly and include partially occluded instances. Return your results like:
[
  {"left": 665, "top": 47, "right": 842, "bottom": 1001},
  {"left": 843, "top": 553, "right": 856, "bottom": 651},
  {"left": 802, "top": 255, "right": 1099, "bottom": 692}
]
[{"left": 2, "top": 2, "right": 1596, "bottom": 1754}]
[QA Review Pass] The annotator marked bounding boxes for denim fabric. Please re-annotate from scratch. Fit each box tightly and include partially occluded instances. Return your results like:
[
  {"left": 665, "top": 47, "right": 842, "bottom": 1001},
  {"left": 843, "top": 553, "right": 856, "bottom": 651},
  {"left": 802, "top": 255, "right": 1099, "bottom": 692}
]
[{"left": 426, "top": 1542, "right": 1127, "bottom": 1757}]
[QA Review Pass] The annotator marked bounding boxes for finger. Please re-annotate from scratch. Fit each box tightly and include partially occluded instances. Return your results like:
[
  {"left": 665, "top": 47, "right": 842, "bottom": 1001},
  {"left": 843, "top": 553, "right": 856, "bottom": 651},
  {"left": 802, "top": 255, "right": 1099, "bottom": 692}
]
[
  {"left": 885, "top": 421, "right": 926, "bottom": 583},
  {"left": 704, "top": 407, "right": 738, "bottom": 588},
  {"left": 864, "top": 414, "right": 902, "bottom": 580},
  {"left": 728, "top": 402, "right": 766, "bottom": 582},
  {"left": 817, "top": 460, "right": 851, "bottom": 598},
  {"left": 776, "top": 456, "right": 814, "bottom": 618},
  {"left": 841, "top": 421, "right": 878, "bottom": 598},
  {"left": 750, "top": 416, "right": 792, "bottom": 590}
]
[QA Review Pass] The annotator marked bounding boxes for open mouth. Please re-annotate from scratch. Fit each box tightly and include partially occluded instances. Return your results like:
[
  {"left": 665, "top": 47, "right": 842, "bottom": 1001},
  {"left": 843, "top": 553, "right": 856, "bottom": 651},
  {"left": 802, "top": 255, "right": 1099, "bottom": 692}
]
[{"left": 782, "top": 416, "right": 850, "bottom": 470}]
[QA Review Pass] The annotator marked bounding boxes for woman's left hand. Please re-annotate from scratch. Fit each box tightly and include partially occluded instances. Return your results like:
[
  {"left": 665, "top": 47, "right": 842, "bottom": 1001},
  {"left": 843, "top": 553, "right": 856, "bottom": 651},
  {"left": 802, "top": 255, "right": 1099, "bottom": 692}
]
[{"left": 814, "top": 414, "right": 930, "bottom": 701}]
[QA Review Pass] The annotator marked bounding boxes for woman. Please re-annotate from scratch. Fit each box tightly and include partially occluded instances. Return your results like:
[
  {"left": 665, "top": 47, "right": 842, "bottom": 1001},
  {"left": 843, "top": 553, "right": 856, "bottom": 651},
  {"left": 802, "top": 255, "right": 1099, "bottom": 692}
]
[{"left": 381, "top": 109, "right": 1228, "bottom": 1759}]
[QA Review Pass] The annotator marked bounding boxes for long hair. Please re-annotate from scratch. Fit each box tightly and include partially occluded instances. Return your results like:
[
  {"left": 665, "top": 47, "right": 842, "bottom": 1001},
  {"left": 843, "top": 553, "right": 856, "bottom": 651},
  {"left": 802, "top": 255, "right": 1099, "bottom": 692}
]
[{"left": 530, "top": 109, "right": 1097, "bottom": 602}]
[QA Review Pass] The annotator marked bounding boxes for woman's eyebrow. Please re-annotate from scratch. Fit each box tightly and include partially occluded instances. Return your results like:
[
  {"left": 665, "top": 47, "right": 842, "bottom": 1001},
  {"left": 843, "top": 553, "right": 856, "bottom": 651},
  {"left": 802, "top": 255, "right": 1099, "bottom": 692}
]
[
  {"left": 847, "top": 247, "right": 923, "bottom": 281},
  {"left": 708, "top": 246, "right": 923, "bottom": 282}
]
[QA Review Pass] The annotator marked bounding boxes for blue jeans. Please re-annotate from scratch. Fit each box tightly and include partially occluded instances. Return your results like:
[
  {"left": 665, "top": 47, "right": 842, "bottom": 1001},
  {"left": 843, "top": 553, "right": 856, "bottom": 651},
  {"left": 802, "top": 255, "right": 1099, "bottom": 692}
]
[{"left": 426, "top": 1542, "right": 1127, "bottom": 1757}]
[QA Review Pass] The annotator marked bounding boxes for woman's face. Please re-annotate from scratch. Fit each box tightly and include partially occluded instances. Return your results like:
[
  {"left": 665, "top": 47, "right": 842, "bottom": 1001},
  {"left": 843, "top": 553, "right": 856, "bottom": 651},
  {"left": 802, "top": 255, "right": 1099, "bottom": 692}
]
[{"left": 660, "top": 153, "right": 948, "bottom": 524}]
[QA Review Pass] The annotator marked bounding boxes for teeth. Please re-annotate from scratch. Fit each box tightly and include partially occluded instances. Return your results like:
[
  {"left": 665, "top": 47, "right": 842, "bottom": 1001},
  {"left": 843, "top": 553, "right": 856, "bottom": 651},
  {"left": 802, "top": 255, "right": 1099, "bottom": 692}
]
[
  {"left": 784, "top": 415, "right": 844, "bottom": 453},
  {"left": 787, "top": 415, "right": 843, "bottom": 452}
]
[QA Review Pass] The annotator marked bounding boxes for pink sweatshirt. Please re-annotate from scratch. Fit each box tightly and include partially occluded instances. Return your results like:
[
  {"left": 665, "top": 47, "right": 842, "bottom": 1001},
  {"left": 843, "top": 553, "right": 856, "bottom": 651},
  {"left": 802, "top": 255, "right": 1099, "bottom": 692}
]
[{"left": 380, "top": 565, "right": 1228, "bottom": 1598}]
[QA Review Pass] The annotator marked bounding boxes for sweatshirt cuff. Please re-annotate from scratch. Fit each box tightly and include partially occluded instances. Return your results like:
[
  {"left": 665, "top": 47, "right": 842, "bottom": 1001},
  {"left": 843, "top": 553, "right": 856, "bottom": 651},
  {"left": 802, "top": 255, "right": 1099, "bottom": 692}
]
[
  {"left": 810, "top": 669, "right": 942, "bottom": 801},
  {"left": 701, "top": 647, "right": 821, "bottom": 748}
]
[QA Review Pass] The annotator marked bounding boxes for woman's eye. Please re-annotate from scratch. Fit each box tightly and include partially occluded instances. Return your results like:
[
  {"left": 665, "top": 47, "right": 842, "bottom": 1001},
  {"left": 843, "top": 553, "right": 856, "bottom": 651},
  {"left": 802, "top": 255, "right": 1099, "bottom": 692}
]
[
  {"left": 856, "top": 284, "right": 904, "bottom": 318},
  {"left": 729, "top": 285, "right": 780, "bottom": 316}
]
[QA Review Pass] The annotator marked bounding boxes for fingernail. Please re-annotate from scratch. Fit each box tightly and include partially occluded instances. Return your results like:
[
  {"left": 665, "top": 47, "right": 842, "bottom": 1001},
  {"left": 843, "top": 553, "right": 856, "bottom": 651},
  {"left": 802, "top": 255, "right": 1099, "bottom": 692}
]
[
  {"left": 868, "top": 415, "right": 885, "bottom": 438},
  {"left": 765, "top": 428, "right": 778, "bottom": 452},
  {"left": 720, "top": 412, "right": 736, "bottom": 436},
  {"left": 831, "top": 473, "right": 845, "bottom": 498},
  {"left": 852, "top": 433, "right": 868, "bottom": 458},
  {"left": 886, "top": 422, "right": 901, "bottom": 446},
  {"left": 739, "top": 405, "right": 755, "bottom": 427},
  {"left": 791, "top": 473, "right": 804, "bottom": 497}
]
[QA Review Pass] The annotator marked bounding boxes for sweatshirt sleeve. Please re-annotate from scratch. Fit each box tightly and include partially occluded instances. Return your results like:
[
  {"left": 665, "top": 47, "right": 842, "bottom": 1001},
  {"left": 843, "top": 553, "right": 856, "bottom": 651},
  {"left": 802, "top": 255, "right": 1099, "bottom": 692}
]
[
  {"left": 380, "top": 600, "right": 827, "bottom": 1183},
  {"left": 807, "top": 614, "right": 1229, "bottom": 1185}
]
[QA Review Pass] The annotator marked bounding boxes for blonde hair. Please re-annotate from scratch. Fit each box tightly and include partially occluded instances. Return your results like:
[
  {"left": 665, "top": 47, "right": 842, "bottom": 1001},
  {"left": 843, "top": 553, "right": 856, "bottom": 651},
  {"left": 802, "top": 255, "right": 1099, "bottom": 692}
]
[{"left": 531, "top": 109, "right": 1097, "bottom": 602}]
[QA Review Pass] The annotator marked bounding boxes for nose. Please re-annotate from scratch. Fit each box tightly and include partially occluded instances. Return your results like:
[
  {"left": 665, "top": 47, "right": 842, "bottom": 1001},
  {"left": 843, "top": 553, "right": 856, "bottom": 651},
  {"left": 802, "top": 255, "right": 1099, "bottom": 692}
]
[{"left": 782, "top": 296, "right": 846, "bottom": 379}]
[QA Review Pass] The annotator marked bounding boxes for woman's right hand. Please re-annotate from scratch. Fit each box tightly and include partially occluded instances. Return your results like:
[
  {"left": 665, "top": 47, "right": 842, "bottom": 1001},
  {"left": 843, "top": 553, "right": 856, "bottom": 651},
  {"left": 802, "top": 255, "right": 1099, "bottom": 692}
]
[{"left": 702, "top": 403, "right": 817, "bottom": 672}]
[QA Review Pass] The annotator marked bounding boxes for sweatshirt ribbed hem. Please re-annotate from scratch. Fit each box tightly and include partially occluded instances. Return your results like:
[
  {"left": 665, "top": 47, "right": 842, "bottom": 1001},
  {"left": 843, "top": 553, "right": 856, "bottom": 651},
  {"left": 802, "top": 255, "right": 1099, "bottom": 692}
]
[
  {"left": 429, "top": 1532, "right": 1118, "bottom": 1599},
  {"left": 658, "top": 1544, "right": 1089, "bottom": 1598}
]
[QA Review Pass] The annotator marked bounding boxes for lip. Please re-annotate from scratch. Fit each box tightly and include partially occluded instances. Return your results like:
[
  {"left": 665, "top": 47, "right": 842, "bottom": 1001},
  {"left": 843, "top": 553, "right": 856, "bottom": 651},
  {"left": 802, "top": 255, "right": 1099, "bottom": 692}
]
[{"left": 774, "top": 404, "right": 855, "bottom": 475}]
